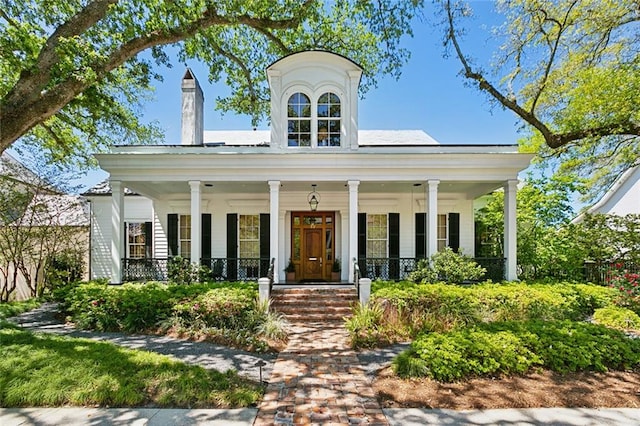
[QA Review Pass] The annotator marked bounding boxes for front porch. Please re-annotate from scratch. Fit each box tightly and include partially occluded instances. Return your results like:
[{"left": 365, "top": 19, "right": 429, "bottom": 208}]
[{"left": 121, "top": 256, "right": 506, "bottom": 283}]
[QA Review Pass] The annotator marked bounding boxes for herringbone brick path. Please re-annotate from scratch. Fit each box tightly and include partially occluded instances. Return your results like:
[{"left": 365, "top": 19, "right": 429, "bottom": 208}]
[{"left": 254, "top": 287, "right": 388, "bottom": 425}]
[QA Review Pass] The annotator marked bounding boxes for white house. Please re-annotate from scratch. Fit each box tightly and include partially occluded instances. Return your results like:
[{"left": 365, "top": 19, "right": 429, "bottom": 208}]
[
  {"left": 86, "top": 51, "right": 533, "bottom": 285},
  {"left": 574, "top": 165, "right": 640, "bottom": 221}
]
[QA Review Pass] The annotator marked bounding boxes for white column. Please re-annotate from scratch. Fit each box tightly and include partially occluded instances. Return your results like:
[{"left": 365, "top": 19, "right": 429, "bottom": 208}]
[
  {"left": 504, "top": 179, "right": 518, "bottom": 281},
  {"left": 268, "top": 180, "right": 280, "bottom": 282},
  {"left": 348, "top": 180, "right": 360, "bottom": 281},
  {"left": 189, "top": 181, "right": 202, "bottom": 264},
  {"left": 426, "top": 179, "right": 440, "bottom": 259},
  {"left": 110, "top": 180, "right": 124, "bottom": 284}
]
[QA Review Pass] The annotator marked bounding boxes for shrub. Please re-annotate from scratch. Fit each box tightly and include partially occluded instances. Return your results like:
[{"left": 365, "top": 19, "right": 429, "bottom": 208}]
[
  {"left": 347, "top": 281, "right": 618, "bottom": 346},
  {"left": 407, "top": 259, "right": 437, "bottom": 284},
  {"left": 393, "top": 320, "right": 640, "bottom": 381},
  {"left": 593, "top": 306, "right": 640, "bottom": 330},
  {"left": 167, "top": 256, "right": 213, "bottom": 284},
  {"left": 408, "top": 248, "right": 486, "bottom": 284}
]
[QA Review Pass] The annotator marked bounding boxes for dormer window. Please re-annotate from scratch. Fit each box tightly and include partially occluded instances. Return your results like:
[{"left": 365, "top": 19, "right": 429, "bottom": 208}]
[
  {"left": 287, "top": 93, "right": 311, "bottom": 147},
  {"left": 287, "top": 91, "right": 342, "bottom": 148}
]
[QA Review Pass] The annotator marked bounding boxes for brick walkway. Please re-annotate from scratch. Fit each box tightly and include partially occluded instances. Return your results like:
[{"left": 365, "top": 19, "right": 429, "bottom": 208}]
[{"left": 254, "top": 321, "right": 388, "bottom": 425}]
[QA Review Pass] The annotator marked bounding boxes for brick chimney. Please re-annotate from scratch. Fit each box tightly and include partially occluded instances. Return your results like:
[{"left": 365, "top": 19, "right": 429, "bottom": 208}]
[{"left": 181, "top": 68, "right": 204, "bottom": 145}]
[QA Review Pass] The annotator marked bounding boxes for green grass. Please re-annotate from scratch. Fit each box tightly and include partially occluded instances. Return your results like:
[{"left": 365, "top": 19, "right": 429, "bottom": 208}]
[
  {"left": 0, "top": 299, "right": 42, "bottom": 319},
  {"left": 0, "top": 325, "right": 262, "bottom": 408}
]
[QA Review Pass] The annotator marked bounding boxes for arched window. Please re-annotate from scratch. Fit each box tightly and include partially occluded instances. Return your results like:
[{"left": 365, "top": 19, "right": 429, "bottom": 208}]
[
  {"left": 287, "top": 93, "right": 311, "bottom": 147},
  {"left": 317, "top": 92, "right": 341, "bottom": 147}
]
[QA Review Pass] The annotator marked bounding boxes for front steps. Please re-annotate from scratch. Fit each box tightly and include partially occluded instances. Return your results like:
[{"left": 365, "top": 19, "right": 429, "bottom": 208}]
[{"left": 270, "top": 286, "right": 358, "bottom": 323}]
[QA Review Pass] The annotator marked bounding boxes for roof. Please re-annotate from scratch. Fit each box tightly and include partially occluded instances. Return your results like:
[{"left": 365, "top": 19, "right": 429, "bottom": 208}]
[
  {"left": 573, "top": 165, "right": 640, "bottom": 222},
  {"left": 200, "top": 130, "right": 441, "bottom": 146},
  {"left": 83, "top": 179, "right": 139, "bottom": 196}
]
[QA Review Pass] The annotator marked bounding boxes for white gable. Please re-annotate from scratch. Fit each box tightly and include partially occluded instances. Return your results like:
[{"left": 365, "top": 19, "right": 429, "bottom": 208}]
[{"left": 578, "top": 166, "right": 640, "bottom": 219}]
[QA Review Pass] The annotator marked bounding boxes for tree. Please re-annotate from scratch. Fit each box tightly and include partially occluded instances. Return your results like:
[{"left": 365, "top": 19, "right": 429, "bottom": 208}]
[
  {"left": 441, "top": 0, "right": 640, "bottom": 200},
  {"left": 475, "top": 174, "right": 583, "bottom": 280},
  {"left": 0, "top": 151, "right": 87, "bottom": 300},
  {"left": 0, "top": 0, "right": 422, "bottom": 166}
]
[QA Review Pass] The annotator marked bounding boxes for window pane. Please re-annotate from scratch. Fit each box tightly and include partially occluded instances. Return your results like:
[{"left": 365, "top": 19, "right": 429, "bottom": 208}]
[
  {"left": 128, "top": 223, "right": 146, "bottom": 259},
  {"left": 179, "top": 215, "right": 191, "bottom": 257},
  {"left": 437, "top": 214, "right": 447, "bottom": 251},
  {"left": 239, "top": 215, "right": 260, "bottom": 258},
  {"left": 366, "top": 214, "right": 387, "bottom": 258},
  {"left": 317, "top": 104, "right": 329, "bottom": 117}
]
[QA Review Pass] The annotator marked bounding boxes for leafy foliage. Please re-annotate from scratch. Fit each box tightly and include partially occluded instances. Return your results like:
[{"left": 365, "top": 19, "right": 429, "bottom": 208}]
[
  {"left": 593, "top": 306, "right": 640, "bottom": 331},
  {"left": 56, "top": 281, "right": 285, "bottom": 351},
  {"left": 441, "top": 0, "right": 640, "bottom": 201},
  {"left": 347, "top": 281, "right": 617, "bottom": 346},
  {"left": 394, "top": 320, "right": 640, "bottom": 381},
  {"left": 0, "top": 1, "right": 423, "bottom": 165},
  {"left": 408, "top": 248, "right": 486, "bottom": 284}
]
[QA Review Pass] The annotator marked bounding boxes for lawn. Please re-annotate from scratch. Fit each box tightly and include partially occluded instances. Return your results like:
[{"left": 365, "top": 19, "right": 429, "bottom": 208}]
[{"left": 0, "top": 322, "right": 262, "bottom": 408}]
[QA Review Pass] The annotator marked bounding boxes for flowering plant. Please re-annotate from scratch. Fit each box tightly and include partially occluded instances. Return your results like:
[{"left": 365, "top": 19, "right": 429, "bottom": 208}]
[{"left": 606, "top": 263, "right": 640, "bottom": 309}]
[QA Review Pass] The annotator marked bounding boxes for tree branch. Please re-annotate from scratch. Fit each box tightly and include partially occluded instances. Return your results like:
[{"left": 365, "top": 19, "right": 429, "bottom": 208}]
[{"left": 0, "top": 2, "right": 314, "bottom": 151}]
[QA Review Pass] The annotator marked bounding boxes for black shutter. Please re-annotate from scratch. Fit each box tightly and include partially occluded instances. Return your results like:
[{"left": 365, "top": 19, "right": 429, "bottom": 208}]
[
  {"left": 259, "top": 214, "right": 270, "bottom": 277},
  {"left": 358, "top": 212, "right": 367, "bottom": 277},
  {"left": 167, "top": 214, "right": 178, "bottom": 256},
  {"left": 123, "top": 221, "right": 128, "bottom": 258},
  {"left": 227, "top": 213, "right": 238, "bottom": 281},
  {"left": 389, "top": 213, "right": 400, "bottom": 280},
  {"left": 201, "top": 214, "right": 211, "bottom": 261},
  {"left": 144, "top": 221, "right": 153, "bottom": 258},
  {"left": 448, "top": 212, "right": 460, "bottom": 252},
  {"left": 415, "top": 213, "right": 426, "bottom": 259}
]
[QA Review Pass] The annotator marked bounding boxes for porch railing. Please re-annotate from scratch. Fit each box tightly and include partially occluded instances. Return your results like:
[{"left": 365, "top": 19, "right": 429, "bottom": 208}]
[
  {"left": 122, "top": 258, "right": 169, "bottom": 282},
  {"left": 358, "top": 257, "right": 506, "bottom": 282},
  {"left": 121, "top": 256, "right": 507, "bottom": 283},
  {"left": 121, "top": 257, "right": 271, "bottom": 282}
]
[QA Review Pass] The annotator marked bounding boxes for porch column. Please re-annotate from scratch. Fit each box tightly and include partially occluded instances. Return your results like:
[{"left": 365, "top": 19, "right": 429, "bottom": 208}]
[
  {"left": 426, "top": 179, "right": 440, "bottom": 259},
  {"left": 268, "top": 180, "right": 280, "bottom": 283},
  {"left": 504, "top": 179, "right": 518, "bottom": 281},
  {"left": 189, "top": 181, "right": 202, "bottom": 264},
  {"left": 348, "top": 180, "right": 360, "bottom": 281},
  {"left": 110, "top": 180, "right": 124, "bottom": 284}
]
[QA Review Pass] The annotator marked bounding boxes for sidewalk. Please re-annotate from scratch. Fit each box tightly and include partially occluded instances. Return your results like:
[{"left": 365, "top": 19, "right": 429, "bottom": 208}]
[{"left": 3, "top": 407, "right": 640, "bottom": 425}]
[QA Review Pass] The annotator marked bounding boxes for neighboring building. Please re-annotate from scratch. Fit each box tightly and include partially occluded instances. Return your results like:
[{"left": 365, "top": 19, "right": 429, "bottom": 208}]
[
  {"left": 86, "top": 51, "right": 533, "bottom": 284},
  {"left": 0, "top": 152, "right": 89, "bottom": 300},
  {"left": 574, "top": 165, "right": 640, "bottom": 221}
]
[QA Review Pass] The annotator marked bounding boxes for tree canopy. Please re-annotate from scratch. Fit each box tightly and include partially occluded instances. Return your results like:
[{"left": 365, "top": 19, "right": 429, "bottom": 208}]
[
  {"left": 441, "top": 0, "right": 639, "bottom": 201},
  {"left": 0, "top": 0, "right": 422, "bottom": 166}
]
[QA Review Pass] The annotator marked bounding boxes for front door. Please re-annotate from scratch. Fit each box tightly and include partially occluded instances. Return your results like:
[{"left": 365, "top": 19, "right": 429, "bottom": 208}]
[
  {"left": 303, "top": 229, "right": 324, "bottom": 280},
  {"left": 291, "top": 211, "right": 335, "bottom": 281}
]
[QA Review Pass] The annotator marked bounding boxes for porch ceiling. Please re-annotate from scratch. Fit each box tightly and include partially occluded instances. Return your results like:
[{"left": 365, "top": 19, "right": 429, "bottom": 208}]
[{"left": 124, "top": 180, "right": 504, "bottom": 200}]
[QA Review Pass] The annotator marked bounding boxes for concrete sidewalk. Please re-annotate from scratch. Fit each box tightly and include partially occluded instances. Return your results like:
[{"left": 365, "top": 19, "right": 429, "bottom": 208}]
[
  {"left": 0, "top": 408, "right": 257, "bottom": 426},
  {"left": 3, "top": 407, "right": 640, "bottom": 425}
]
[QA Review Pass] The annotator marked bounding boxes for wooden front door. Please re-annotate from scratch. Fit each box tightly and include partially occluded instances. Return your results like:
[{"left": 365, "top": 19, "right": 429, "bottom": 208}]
[
  {"left": 303, "top": 229, "right": 324, "bottom": 280},
  {"left": 291, "top": 211, "right": 335, "bottom": 281}
]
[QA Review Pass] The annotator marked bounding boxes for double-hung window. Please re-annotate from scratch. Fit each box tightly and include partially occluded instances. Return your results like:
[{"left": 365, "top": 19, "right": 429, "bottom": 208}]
[
  {"left": 179, "top": 215, "right": 191, "bottom": 258},
  {"left": 366, "top": 214, "right": 388, "bottom": 258},
  {"left": 127, "top": 222, "right": 146, "bottom": 259},
  {"left": 437, "top": 214, "right": 448, "bottom": 251},
  {"left": 239, "top": 215, "right": 260, "bottom": 258}
]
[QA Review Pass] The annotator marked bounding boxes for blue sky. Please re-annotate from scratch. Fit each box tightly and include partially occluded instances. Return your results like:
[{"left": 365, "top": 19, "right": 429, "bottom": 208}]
[{"left": 80, "top": 1, "right": 524, "bottom": 191}]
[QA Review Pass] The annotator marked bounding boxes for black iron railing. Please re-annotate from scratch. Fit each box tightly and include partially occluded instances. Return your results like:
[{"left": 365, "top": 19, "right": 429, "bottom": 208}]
[
  {"left": 474, "top": 257, "right": 506, "bottom": 282},
  {"left": 353, "top": 257, "right": 361, "bottom": 299},
  {"left": 122, "top": 258, "right": 169, "bottom": 282},
  {"left": 200, "top": 257, "right": 271, "bottom": 282},
  {"left": 357, "top": 257, "right": 506, "bottom": 282},
  {"left": 122, "top": 257, "right": 271, "bottom": 282},
  {"left": 357, "top": 258, "right": 417, "bottom": 281}
]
